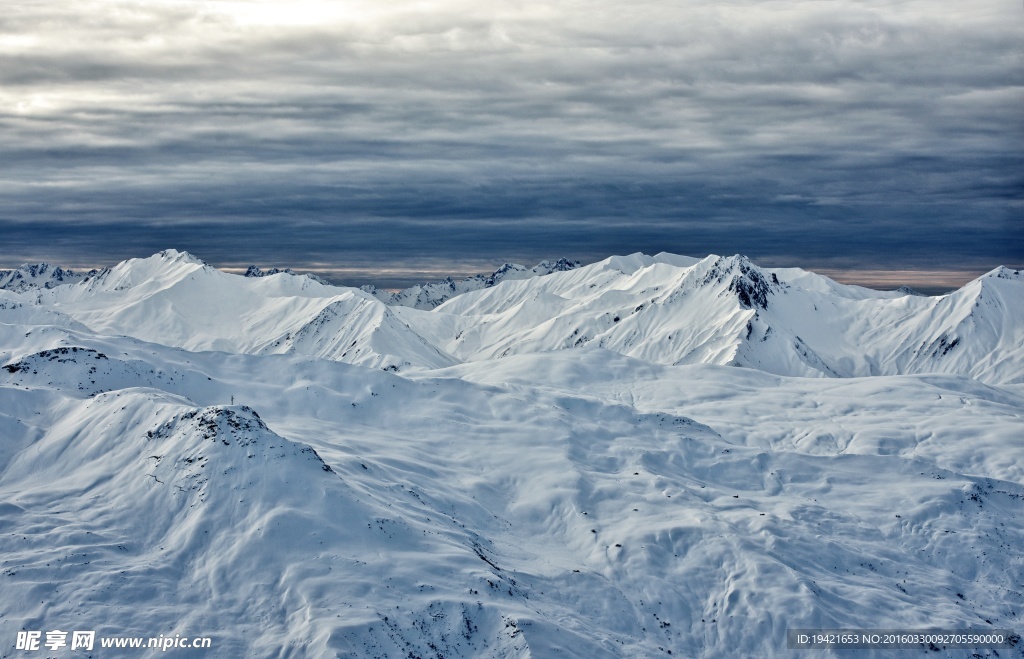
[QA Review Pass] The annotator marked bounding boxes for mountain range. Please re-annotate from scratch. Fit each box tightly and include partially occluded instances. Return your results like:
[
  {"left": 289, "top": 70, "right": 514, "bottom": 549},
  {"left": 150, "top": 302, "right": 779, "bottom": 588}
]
[
  {"left": 1, "top": 249, "right": 1021, "bottom": 657},
  {"left": 9, "top": 249, "right": 1020, "bottom": 383}
]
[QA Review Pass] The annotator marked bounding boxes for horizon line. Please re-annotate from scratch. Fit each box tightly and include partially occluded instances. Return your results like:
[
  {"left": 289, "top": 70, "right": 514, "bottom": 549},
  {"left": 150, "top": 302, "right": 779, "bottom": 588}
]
[{"left": 4, "top": 251, "right": 1017, "bottom": 295}]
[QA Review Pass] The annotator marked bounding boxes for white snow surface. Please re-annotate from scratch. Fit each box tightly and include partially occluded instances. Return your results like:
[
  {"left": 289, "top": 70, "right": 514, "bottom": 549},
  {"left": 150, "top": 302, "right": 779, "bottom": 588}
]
[
  {"left": 0, "top": 249, "right": 1022, "bottom": 658},
  {"left": 363, "top": 258, "right": 582, "bottom": 310}
]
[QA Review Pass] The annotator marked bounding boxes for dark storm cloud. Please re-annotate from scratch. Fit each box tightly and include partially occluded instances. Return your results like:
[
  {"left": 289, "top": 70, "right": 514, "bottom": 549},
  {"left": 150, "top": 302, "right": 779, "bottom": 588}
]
[{"left": 1, "top": 0, "right": 1021, "bottom": 285}]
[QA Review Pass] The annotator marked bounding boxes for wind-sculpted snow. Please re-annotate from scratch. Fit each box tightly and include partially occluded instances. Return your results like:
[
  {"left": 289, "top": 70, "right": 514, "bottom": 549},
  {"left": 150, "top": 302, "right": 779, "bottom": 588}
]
[
  {"left": 264, "top": 294, "right": 457, "bottom": 371},
  {"left": 0, "top": 251, "right": 1022, "bottom": 657},
  {"left": 1, "top": 346, "right": 207, "bottom": 398}
]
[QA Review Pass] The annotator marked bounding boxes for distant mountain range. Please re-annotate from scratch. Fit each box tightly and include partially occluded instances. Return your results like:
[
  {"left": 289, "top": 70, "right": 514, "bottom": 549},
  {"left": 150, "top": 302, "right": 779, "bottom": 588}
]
[
  {"left": 6, "top": 249, "right": 1020, "bottom": 383},
  {"left": 359, "top": 258, "right": 582, "bottom": 310},
  {"left": 0, "top": 262, "right": 103, "bottom": 292}
]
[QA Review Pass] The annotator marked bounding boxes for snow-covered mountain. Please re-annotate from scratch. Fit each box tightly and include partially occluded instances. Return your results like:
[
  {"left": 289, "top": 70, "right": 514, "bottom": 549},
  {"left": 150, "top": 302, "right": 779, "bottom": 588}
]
[
  {"left": 1, "top": 249, "right": 1022, "bottom": 657},
  {"left": 16, "top": 249, "right": 1023, "bottom": 383},
  {"left": 29, "top": 250, "right": 450, "bottom": 371},
  {"left": 363, "top": 258, "right": 581, "bottom": 310},
  {"left": 244, "top": 264, "right": 332, "bottom": 286},
  {"left": 0, "top": 263, "right": 103, "bottom": 292},
  {"left": 423, "top": 253, "right": 1023, "bottom": 384}
]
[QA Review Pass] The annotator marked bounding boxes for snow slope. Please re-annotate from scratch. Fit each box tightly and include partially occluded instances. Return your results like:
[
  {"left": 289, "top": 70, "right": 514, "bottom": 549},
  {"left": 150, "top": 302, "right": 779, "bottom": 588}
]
[
  {"left": 34, "top": 250, "right": 452, "bottom": 371},
  {"left": 364, "top": 258, "right": 582, "bottom": 310},
  {"left": 0, "top": 250, "right": 1021, "bottom": 658}
]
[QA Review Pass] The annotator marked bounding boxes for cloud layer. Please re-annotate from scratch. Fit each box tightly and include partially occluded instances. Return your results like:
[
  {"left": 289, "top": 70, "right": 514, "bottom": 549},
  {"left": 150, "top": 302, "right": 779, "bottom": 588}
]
[{"left": 1, "top": 0, "right": 1021, "bottom": 281}]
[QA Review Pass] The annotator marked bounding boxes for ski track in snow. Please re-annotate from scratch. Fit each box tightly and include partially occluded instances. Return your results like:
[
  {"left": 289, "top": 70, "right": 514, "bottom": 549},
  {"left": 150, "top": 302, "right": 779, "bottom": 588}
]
[{"left": 0, "top": 249, "right": 1022, "bottom": 658}]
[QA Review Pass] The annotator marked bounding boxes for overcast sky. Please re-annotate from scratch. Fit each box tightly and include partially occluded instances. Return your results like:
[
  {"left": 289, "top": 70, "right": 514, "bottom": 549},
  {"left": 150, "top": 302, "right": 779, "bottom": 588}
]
[{"left": 1, "top": 0, "right": 1021, "bottom": 288}]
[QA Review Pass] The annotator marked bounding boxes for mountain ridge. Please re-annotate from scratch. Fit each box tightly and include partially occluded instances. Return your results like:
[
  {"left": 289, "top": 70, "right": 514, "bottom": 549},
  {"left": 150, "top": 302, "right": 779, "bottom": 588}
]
[
  {"left": 4, "top": 250, "right": 1021, "bottom": 383},
  {"left": 361, "top": 257, "right": 583, "bottom": 310}
]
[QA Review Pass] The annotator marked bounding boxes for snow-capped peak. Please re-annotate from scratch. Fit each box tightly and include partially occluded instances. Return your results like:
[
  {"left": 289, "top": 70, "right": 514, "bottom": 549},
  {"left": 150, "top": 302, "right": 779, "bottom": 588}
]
[
  {"left": 536, "top": 257, "right": 580, "bottom": 273},
  {"left": 245, "top": 265, "right": 286, "bottom": 277},
  {"left": 155, "top": 248, "right": 208, "bottom": 266},
  {"left": 696, "top": 254, "right": 780, "bottom": 310},
  {"left": 982, "top": 265, "right": 1022, "bottom": 281}
]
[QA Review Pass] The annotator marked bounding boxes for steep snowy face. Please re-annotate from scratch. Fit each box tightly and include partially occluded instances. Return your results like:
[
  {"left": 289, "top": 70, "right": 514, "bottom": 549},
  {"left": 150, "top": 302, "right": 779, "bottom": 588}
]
[
  {"left": 264, "top": 293, "right": 457, "bottom": 371},
  {"left": 695, "top": 254, "right": 780, "bottom": 310},
  {"left": 424, "top": 254, "right": 814, "bottom": 371},
  {"left": 424, "top": 254, "right": 765, "bottom": 366},
  {"left": 862, "top": 267, "right": 1023, "bottom": 383},
  {"left": 747, "top": 265, "right": 1024, "bottom": 383}
]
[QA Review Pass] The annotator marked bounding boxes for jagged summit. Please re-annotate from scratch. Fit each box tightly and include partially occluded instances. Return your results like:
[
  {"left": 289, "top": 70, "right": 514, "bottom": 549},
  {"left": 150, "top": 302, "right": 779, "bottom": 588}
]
[
  {"left": 538, "top": 257, "right": 579, "bottom": 273},
  {"left": 485, "top": 263, "right": 525, "bottom": 286},
  {"left": 245, "top": 264, "right": 291, "bottom": 277},
  {"left": 244, "top": 265, "right": 332, "bottom": 286},
  {"left": 696, "top": 254, "right": 781, "bottom": 310},
  {"left": 0, "top": 263, "right": 103, "bottom": 292}
]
